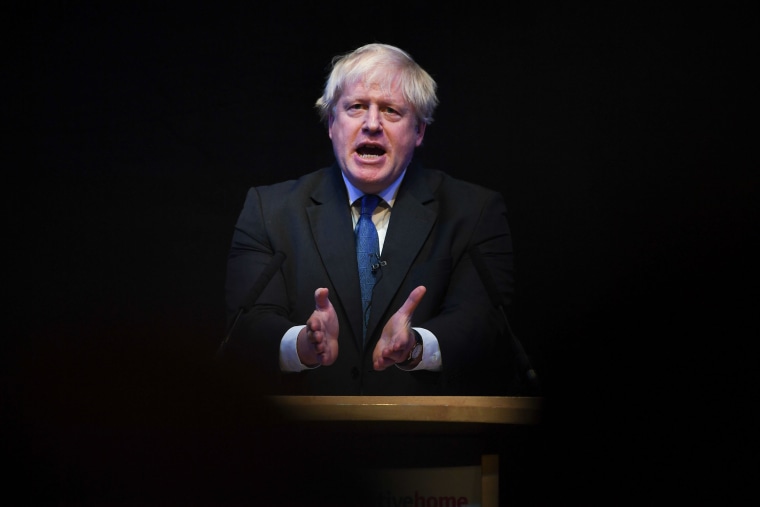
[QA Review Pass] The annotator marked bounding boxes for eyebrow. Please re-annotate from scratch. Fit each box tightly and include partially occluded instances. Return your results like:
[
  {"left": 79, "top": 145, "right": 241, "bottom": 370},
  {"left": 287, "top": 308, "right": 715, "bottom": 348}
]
[{"left": 340, "top": 95, "right": 409, "bottom": 113}]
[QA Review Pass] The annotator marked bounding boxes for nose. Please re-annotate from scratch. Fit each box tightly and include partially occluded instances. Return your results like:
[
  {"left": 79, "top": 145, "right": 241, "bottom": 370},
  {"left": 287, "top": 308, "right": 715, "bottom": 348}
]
[{"left": 363, "top": 106, "right": 382, "bottom": 133}]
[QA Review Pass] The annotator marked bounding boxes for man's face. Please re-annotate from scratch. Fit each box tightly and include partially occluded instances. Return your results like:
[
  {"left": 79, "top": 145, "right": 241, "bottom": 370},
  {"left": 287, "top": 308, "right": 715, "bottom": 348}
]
[{"left": 328, "top": 76, "right": 426, "bottom": 195}]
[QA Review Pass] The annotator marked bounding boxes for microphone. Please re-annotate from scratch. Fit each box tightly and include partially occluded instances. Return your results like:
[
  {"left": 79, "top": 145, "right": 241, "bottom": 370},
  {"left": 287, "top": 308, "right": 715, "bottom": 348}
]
[
  {"left": 371, "top": 253, "right": 387, "bottom": 273},
  {"left": 468, "top": 246, "right": 541, "bottom": 395},
  {"left": 215, "top": 251, "right": 287, "bottom": 359}
]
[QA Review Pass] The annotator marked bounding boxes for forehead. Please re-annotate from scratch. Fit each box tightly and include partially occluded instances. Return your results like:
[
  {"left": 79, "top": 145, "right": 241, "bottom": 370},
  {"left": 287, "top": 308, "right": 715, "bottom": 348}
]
[{"left": 341, "top": 76, "right": 405, "bottom": 103}]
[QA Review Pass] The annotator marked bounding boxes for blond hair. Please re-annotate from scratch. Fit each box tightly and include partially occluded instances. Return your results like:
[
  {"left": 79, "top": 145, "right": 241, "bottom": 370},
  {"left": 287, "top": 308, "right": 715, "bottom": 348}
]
[{"left": 315, "top": 43, "right": 439, "bottom": 126}]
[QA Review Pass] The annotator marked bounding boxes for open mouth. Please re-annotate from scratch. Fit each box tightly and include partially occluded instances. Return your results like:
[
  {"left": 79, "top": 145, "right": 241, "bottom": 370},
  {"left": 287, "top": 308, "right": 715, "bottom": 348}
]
[{"left": 356, "top": 144, "right": 386, "bottom": 159}]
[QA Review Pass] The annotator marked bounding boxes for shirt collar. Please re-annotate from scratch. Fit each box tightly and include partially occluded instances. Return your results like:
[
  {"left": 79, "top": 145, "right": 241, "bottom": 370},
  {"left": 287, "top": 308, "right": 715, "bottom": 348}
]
[{"left": 342, "top": 167, "right": 406, "bottom": 208}]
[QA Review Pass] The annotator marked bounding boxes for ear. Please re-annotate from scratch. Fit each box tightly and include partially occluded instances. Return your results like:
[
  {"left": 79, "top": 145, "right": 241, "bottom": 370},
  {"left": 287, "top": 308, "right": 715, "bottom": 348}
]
[
  {"left": 328, "top": 113, "right": 335, "bottom": 139},
  {"left": 414, "top": 122, "right": 427, "bottom": 146}
]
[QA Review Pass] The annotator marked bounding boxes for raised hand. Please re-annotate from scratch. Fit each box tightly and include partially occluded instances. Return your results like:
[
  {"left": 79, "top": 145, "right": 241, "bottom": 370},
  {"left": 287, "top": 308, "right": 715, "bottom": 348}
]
[
  {"left": 372, "top": 285, "right": 427, "bottom": 371},
  {"left": 297, "top": 288, "right": 340, "bottom": 366}
]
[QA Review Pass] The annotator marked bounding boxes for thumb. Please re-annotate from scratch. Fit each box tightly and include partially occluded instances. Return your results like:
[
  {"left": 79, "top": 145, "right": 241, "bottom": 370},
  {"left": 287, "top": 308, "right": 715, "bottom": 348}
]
[
  {"left": 397, "top": 285, "right": 426, "bottom": 317},
  {"left": 314, "top": 287, "right": 331, "bottom": 310}
]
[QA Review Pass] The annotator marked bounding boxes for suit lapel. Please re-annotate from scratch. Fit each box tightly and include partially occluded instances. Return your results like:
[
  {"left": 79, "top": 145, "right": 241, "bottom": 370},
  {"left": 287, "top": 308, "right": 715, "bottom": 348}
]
[
  {"left": 366, "top": 168, "right": 437, "bottom": 341},
  {"left": 307, "top": 168, "right": 365, "bottom": 348}
]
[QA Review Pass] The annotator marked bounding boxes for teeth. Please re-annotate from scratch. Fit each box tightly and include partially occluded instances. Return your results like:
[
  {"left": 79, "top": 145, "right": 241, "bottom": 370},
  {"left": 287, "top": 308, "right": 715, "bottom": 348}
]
[{"left": 359, "top": 154, "right": 381, "bottom": 158}]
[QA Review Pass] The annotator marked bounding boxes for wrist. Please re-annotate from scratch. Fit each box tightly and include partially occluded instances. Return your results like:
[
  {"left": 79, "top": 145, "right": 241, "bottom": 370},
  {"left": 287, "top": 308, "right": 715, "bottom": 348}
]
[
  {"left": 296, "top": 327, "right": 320, "bottom": 368},
  {"left": 396, "top": 330, "right": 423, "bottom": 369}
]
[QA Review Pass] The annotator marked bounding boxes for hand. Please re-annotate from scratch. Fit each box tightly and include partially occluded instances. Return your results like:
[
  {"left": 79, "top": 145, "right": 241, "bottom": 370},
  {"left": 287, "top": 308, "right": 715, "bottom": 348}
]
[
  {"left": 372, "top": 285, "right": 427, "bottom": 371},
  {"left": 297, "top": 288, "right": 339, "bottom": 366}
]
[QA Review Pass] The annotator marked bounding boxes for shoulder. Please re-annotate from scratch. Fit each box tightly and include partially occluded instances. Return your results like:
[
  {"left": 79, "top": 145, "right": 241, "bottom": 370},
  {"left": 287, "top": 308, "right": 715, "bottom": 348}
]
[
  {"left": 409, "top": 165, "right": 503, "bottom": 202},
  {"left": 240, "top": 166, "right": 341, "bottom": 206},
  {"left": 252, "top": 166, "right": 334, "bottom": 195}
]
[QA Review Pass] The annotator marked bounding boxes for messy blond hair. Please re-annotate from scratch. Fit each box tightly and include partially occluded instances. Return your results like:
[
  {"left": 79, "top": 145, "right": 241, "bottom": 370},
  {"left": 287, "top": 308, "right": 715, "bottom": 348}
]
[{"left": 315, "top": 43, "right": 439, "bottom": 127}]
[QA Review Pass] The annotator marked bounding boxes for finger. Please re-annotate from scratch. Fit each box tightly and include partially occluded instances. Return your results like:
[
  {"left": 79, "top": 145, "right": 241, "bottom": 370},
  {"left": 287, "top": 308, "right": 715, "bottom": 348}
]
[
  {"left": 373, "top": 356, "right": 394, "bottom": 371},
  {"left": 306, "top": 326, "right": 316, "bottom": 346},
  {"left": 397, "top": 285, "right": 427, "bottom": 316}
]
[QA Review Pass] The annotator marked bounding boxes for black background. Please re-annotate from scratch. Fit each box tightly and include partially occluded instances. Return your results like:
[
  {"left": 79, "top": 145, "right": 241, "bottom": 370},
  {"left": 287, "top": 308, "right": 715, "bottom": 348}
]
[{"left": 4, "top": 2, "right": 755, "bottom": 505}]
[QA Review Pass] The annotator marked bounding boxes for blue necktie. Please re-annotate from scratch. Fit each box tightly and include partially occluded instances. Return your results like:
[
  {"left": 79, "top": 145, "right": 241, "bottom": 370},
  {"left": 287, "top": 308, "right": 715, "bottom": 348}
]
[{"left": 356, "top": 194, "right": 380, "bottom": 343}]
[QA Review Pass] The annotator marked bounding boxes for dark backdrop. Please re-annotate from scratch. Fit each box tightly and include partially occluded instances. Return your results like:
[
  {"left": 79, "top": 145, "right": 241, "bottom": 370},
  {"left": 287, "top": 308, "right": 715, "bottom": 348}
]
[{"left": 4, "top": 2, "right": 754, "bottom": 505}]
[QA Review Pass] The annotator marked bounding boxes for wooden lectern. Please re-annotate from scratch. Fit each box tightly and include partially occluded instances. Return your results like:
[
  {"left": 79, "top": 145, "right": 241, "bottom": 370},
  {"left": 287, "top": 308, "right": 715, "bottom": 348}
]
[{"left": 269, "top": 396, "right": 543, "bottom": 506}]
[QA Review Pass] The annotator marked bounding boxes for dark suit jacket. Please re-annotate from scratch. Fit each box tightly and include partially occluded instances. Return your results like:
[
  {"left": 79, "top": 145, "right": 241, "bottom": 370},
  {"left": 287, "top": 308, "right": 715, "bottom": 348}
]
[{"left": 224, "top": 162, "right": 514, "bottom": 395}]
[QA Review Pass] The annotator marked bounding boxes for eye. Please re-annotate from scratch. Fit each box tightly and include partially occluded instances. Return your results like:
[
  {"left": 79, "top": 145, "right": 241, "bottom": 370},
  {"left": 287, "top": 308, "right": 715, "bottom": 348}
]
[
  {"left": 382, "top": 106, "right": 402, "bottom": 119},
  {"left": 345, "top": 103, "right": 367, "bottom": 117}
]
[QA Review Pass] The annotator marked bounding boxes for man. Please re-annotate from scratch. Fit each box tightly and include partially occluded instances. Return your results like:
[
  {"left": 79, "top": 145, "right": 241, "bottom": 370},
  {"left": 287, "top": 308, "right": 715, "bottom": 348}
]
[{"left": 224, "top": 43, "right": 515, "bottom": 395}]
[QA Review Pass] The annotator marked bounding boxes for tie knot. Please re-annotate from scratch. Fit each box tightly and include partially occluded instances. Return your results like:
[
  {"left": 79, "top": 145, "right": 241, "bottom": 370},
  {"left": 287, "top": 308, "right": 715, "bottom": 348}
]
[{"left": 360, "top": 194, "right": 380, "bottom": 216}]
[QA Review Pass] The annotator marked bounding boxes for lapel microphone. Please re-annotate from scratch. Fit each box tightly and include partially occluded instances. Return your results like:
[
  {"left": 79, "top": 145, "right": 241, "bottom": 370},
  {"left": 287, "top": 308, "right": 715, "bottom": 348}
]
[{"left": 371, "top": 253, "right": 387, "bottom": 273}]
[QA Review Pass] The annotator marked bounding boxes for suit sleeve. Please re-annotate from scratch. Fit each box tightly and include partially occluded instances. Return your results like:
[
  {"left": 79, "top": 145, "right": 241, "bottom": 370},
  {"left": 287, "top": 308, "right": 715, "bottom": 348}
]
[
  {"left": 223, "top": 187, "right": 294, "bottom": 386},
  {"left": 420, "top": 190, "right": 514, "bottom": 394}
]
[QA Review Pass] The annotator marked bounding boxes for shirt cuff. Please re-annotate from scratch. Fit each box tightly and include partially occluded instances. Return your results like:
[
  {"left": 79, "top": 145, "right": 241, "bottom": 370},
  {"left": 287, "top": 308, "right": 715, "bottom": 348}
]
[
  {"left": 408, "top": 327, "right": 442, "bottom": 371},
  {"left": 279, "top": 325, "right": 320, "bottom": 372}
]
